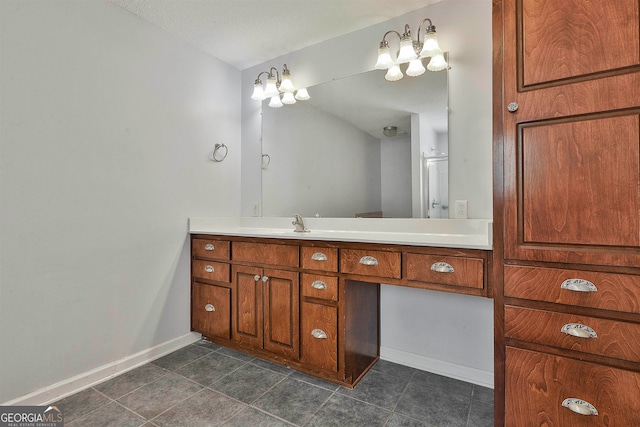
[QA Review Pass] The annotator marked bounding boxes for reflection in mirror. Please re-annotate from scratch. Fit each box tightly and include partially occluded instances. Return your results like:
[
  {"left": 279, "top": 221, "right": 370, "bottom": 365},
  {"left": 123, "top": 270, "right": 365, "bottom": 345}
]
[{"left": 261, "top": 67, "right": 448, "bottom": 218}]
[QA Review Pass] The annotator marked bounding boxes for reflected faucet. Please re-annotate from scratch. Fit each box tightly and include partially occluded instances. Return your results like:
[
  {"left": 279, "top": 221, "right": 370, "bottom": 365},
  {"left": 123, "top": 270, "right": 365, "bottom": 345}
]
[{"left": 292, "top": 214, "right": 310, "bottom": 233}]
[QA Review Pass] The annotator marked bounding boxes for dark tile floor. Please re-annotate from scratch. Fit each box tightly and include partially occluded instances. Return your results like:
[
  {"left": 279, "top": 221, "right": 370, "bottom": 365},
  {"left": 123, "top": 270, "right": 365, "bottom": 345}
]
[{"left": 54, "top": 340, "right": 493, "bottom": 427}]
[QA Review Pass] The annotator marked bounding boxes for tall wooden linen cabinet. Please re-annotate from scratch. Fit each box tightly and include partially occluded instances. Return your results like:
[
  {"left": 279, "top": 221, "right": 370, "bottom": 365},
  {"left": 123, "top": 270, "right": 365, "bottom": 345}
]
[{"left": 493, "top": 0, "right": 640, "bottom": 425}]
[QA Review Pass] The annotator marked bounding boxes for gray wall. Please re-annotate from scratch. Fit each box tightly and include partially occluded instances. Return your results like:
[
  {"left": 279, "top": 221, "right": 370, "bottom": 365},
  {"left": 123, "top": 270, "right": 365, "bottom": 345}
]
[{"left": 0, "top": 0, "right": 241, "bottom": 402}]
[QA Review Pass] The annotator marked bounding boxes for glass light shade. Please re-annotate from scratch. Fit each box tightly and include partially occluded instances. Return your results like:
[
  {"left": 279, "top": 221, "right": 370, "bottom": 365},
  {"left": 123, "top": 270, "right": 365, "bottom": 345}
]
[
  {"left": 295, "top": 88, "right": 310, "bottom": 100},
  {"left": 385, "top": 64, "right": 403, "bottom": 81},
  {"left": 397, "top": 37, "right": 417, "bottom": 63},
  {"left": 427, "top": 53, "right": 448, "bottom": 71},
  {"left": 264, "top": 76, "right": 279, "bottom": 98},
  {"left": 279, "top": 74, "right": 295, "bottom": 93},
  {"left": 268, "top": 95, "right": 283, "bottom": 108},
  {"left": 251, "top": 83, "right": 265, "bottom": 101},
  {"left": 281, "top": 92, "right": 297, "bottom": 104},
  {"left": 375, "top": 45, "right": 394, "bottom": 70},
  {"left": 419, "top": 31, "right": 442, "bottom": 58},
  {"left": 406, "top": 58, "right": 426, "bottom": 77}
]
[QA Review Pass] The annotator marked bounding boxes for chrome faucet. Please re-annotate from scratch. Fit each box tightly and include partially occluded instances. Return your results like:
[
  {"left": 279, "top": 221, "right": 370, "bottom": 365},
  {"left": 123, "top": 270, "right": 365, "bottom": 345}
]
[{"left": 292, "top": 214, "right": 309, "bottom": 233}]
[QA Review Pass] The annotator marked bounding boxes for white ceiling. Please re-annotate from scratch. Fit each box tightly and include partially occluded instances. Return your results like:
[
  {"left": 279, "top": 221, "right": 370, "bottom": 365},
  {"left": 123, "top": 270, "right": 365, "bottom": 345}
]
[{"left": 110, "top": 0, "right": 440, "bottom": 70}]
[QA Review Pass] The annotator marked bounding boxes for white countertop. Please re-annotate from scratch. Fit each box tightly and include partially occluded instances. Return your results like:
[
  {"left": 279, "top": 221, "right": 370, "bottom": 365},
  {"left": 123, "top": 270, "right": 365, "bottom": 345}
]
[{"left": 189, "top": 217, "right": 493, "bottom": 250}]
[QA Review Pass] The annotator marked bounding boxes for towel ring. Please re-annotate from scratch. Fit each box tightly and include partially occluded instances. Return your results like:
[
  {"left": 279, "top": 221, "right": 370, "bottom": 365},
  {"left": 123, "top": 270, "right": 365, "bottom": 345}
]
[
  {"left": 262, "top": 153, "right": 271, "bottom": 169},
  {"left": 211, "top": 143, "right": 228, "bottom": 162}
]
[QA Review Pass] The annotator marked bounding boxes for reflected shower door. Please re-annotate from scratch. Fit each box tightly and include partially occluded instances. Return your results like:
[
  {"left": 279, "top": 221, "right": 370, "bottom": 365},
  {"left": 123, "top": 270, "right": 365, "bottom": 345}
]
[{"left": 423, "top": 157, "right": 448, "bottom": 218}]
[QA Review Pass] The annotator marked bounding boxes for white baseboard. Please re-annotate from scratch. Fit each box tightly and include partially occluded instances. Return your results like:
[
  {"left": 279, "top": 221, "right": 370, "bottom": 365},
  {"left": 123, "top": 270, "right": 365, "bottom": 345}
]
[
  {"left": 380, "top": 346, "right": 494, "bottom": 389},
  {"left": 2, "top": 332, "right": 201, "bottom": 406}
]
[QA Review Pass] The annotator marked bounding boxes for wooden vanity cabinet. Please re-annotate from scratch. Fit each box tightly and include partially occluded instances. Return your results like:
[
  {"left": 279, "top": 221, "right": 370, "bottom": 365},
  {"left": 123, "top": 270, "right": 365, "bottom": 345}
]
[
  {"left": 494, "top": 0, "right": 640, "bottom": 425},
  {"left": 191, "top": 235, "right": 491, "bottom": 387}
]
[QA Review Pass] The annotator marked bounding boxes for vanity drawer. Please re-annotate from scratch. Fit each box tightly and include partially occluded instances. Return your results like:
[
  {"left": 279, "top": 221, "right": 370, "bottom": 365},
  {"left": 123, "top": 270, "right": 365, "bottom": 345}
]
[
  {"left": 232, "top": 242, "right": 299, "bottom": 267},
  {"left": 301, "top": 274, "right": 338, "bottom": 302},
  {"left": 505, "top": 265, "right": 640, "bottom": 315},
  {"left": 340, "top": 249, "right": 401, "bottom": 279},
  {"left": 406, "top": 253, "right": 483, "bottom": 289},
  {"left": 192, "top": 283, "right": 231, "bottom": 340},
  {"left": 192, "top": 260, "right": 231, "bottom": 282},
  {"left": 300, "top": 302, "right": 338, "bottom": 372},
  {"left": 192, "top": 238, "right": 230, "bottom": 260},
  {"left": 301, "top": 246, "right": 338, "bottom": 272},
  {"left": 506, "top": 347, "right": 640, "bottom": 426},
  {"left": 505, "top": 306, "right": 640, "bottom": 362}
]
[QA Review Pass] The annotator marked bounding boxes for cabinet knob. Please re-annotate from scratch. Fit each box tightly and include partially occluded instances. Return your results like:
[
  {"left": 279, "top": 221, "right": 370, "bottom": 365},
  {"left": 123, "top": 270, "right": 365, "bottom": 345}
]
[
  {"left": 311, "top": 252, "right": 328, "bottom": 261},
  {"left": 430, "top": 262, "right": 455, "bottom": 273},
  {"left": 311, "top": 280, "right": 327, "bottom": 290},
  {"left": 561, "top": 323, "right": 598, "bottom": 339},
  {"left": 359, "top": 256, "right": 379, "bottom": 266},
  {"left": 311, "top": 329, "right": 327, "bottom": 339},
  {"left": 205, "top": 265, "right": 214, "bottom": 273},
  {"left": 205, "top": 304, "right": 215, "bottom": 312},
  {"left": 507, "top": 102, "right": 519, "bottom": 112},
  {"left": 254, "top": 275, "right": 261, "bottom": 282},
  {"left": 561, "top": 398, "right": 598, "bottom": 416},
  {"left": 204, "top": 243, "right": 215, "bottom": 251},
  {"left": 561, "top": 279, "right": 597, "bottom": 293},
  {"left": 262, "top": 276, "right": 269, "bottom": 282}
]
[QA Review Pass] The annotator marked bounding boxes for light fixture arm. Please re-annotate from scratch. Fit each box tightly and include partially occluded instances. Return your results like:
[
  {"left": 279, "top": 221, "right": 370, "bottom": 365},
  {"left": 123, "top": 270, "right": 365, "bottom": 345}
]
[
  {"left": 269, "top": 67, "right": 280, "bottom": 83},
  {"left": 379, "top": 30, "right": 402, "bottom": 48},
  {"left": 253, "top": 71, "right": 270, "bottom": 85}
]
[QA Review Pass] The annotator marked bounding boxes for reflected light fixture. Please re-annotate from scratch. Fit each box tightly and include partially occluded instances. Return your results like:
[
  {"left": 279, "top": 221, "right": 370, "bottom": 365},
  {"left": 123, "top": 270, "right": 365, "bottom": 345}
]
[
  {"left": 383, "top": 126, "right": 398, "bottom": 137},
  {"left": 251, "top": 64, "right": 310, "bottom": 107},
  {"left": 375, "top": 18, "right": 448, "bottom": 81}
]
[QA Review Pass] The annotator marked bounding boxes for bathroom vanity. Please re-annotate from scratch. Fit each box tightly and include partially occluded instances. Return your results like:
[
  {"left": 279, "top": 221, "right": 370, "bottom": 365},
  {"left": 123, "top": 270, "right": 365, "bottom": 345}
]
[{"left": 189, "top": 217, "right": 492, "bottom": 387}]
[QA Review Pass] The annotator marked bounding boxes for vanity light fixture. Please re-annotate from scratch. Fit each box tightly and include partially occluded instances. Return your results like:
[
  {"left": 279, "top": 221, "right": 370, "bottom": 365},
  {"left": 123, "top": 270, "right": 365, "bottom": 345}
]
[
  {"left": 375, "top": 18, "right": 448, "bottom": 81},
  {"left": 251, "top": 64, "right": 310, "bottom": 107}
]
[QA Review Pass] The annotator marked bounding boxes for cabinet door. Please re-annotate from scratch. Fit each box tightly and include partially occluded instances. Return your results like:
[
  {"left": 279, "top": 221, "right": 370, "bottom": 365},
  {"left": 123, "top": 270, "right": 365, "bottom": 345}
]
[
  {"left": 300, "top": 302, "right": 338, "bottom": 372},
  {"left": 192, "top": 283, "right": 231, "bottom": 340},
  {"left": 263, "top": 269, "right": 299, "bottom": 360},
  {"left": 233, "top": 265, "right": 263, "bottom": 348},
  {"left": 502, "top": 0, "right": 640, "bottom": 266}
]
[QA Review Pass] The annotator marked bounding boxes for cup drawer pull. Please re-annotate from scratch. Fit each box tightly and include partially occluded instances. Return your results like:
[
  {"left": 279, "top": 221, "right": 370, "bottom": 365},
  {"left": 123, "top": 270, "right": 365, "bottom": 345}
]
[
  {"left": 561, "top": 323, "right": 598, "bottom": 339},
  {"left": 204, "top": 243, "right": 215, "bottom": 251},
  {"left": 205, "top": 304, "right": 215, "bottom": 312},
  {"left": 204, "top": 265, "right": 215, "bottom": 273},
  {"left": 430, "top": 262, "right": 455, "bottom": 273},
  {"left": 311, "top": 329, "right": 327, "bottom": 339},
  {"left": 311, "top": 280, "right": 327, "bottom": 290},
  {"left": 311, "top": 252, "right": 328, "bottom": 261},
  {"left": 561, "top": 279, "right": 597, "bottom": 293},
  {"left": 359, "top": 256, "right": 379, "bottom": 266},
  {"left": 562, "top": 398, "right": 598, "bottom": 416}
]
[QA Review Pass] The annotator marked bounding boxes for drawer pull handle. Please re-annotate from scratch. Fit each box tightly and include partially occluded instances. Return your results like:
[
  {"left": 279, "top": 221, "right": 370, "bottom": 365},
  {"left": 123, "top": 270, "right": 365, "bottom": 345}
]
[
  {"left": 254, "top": 275, "right": 261, "bottom": 281},
  {"left": 311, "top": 252, "right": 328, "bottom": 261},
  {"left": 562, "top": 398, "right": 598, "bottom": 416},
  {"left": 359, "top": 256, "right": 379, "bottom": 266},
  {"left": 311, "top": 329, "right": 327, "bottom": 339},
  {"left": 262, "top": 276, "right": 269, "bottom": 282},
  {"left": 561, "top": 323, "right": 598, "bottom": 339},
  {"left": 430, "top": 262, "right": 455, "bottom": 273},
  {"left": 205, "top": 304, "right": 215, "bottom": 312},
  {"left": 205, "top": 265, "right": 214, "bottom": 273},
  {"left": 561, "top": 279, "right": 597, "bottom": 293},
  {"left": 311, "top": 280, "right": 327, "bottom": 290},
  {"left": 204, "top": 243, "right": 215, "bottom": 251}
]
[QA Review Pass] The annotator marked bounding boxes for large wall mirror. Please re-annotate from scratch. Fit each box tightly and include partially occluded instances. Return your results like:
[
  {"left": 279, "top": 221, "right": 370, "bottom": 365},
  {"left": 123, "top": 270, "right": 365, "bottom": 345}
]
[{"left": 261, "top": 67, "right": 448, "bottom": 218}]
